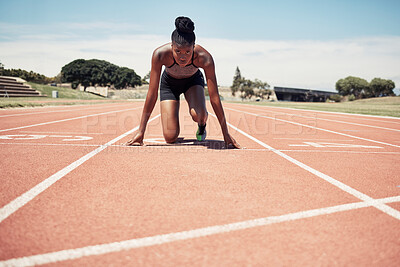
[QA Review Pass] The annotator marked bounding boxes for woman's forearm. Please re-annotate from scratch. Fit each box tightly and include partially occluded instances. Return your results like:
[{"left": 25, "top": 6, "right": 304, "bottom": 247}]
[
  {"left": 138, "top": 89, "right": 158, "bottom": 133},
  {"left": 138, "top": 56, "right": 162, "bottom": 134},
  {"left": 206, "top": 69, "right": 230, "bottom": 136},
  {"left": 210, "top": 94, "right": 229, "bottom": 135}
]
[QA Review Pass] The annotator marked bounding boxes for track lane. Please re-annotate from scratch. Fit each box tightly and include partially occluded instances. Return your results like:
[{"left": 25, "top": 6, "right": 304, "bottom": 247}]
[
  {"left": 223, "top": 105, "right": 400, "bottom": 149},
  {"left": 231, "top": 103, "right": 400, "bottom": 126},
  {"left": 221, "top": 103, "right": 400, "bottom": 199},
  {"left": 0, "top": 101, "right": 399, "bottom": 266},
  {"left": 0, "top": 103, "right": 143, "bottom": 132},
  {"left": 228, "top": 103, "right": 400, "bottom": 132},
  {"left": 0, "top": 103, "right": 361, "bottom": 262},
  {"left": 0, "top": 102, "right": 133, "bottom": 118},
  {"left": 36, "top": 206, "right": 400, "bottom": 267},
  {"left": 0, "top": 104, "right": 147, "bottom": 211},
  {"left": 2, "top": 198, "right": 400, "bottom": 266}
]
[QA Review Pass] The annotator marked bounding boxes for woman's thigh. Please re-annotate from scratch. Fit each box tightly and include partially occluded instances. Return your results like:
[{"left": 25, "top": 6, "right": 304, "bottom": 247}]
[
  {"left": 184, "top": 85, "right": 207, "bottom": 124},
  {"left": 160, "top": 100, "right": 180, "bottom": 143}
]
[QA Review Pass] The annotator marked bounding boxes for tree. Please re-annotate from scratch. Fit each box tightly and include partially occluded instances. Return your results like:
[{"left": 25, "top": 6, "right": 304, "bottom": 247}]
[
  {"left": 1, "top": 68, "right": 51, "bottom": 84},
  {"left": 329, "top": 94, "right": 342, "bottom": 102},
  {"left": 231, "top": 67, "right": 271, "bottom": 100},
  {"left": 53, "top": 73, "right": 63, "bottom": 84},
  {"left": 253, "top": 79, "right": 271, "bottom": 100},
  {"left": 61, "top": 59, "right": 87, "bottom": 89},
  {"left": 103, "top": 62, "right": 119, "bottom": 86},
  {"left": 366, "top": 78, "right": 395, "bottom": 97},
  {"left": 239, "top": 79, "right": 255, "bottom": 100},
  {"left": 231, "top": 66, "right": 243, "bottom": 96},
  {"left": 61, "top": 59, "right": 141, "bottom": 90},
  {"left": 336, "top": 76, "right": 369, "bottom": 99},
  {"left": 0, "top": 61, "right": 4, "bottom": 76},
  {"left": 141, "top": 71, "right": 150, "bottom": 84},
  {"left": 112, "top": 67, "right": 142, "bottom": 89},
  {"left": 336, "top": 76, "right": 396, "bottom": 99}
]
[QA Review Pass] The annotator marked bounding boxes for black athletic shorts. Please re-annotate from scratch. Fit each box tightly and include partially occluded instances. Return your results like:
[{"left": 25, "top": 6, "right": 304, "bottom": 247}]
[{"left": 160, "top": 69, "right": 205, "bottom": 101}]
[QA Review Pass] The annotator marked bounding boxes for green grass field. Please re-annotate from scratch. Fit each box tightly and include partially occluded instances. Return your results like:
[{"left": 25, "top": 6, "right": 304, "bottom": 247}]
[
  {"left": 0, "top": 83, "right": 117, "bottom": 108},
  {"left": 29, "top": 83, "right": 106, "bottom": 100},
  {"left": 1, "top": 83, "right": 399, "bottom": 118},
  {"left": 229, "top": 96, "right": 400, "bottom": 117}
]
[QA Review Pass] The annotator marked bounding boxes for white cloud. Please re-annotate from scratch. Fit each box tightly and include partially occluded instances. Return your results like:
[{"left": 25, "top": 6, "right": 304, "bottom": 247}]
[
  {"left": 1, "top": 33, "right": 399, "bottom": 91},
  {"left": 0, "top": 34, "right": 167, "bottom": 79},
  {"left": 64, "top": 22, "right": 143, "bottom": 31},
  {"left": 199, "top": 36, "right": 400, "bottom": 90}
]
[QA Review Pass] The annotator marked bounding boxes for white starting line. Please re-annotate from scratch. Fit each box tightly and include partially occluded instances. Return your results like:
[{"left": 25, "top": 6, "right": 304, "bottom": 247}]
[
  {"left": 0, "top": 134, "right": 93, "bottom": 141},
  {"left": 1, "top": 195, "right": 399, "bottom": 267}
]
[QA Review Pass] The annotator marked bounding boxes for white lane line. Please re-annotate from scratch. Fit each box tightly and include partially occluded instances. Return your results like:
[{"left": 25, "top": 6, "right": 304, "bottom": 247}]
[
  {"left": 246, "top": 149, "right": 400, "bottom": 154},
  {"left": 0, "top": 103, "right": 133, "bottom": 118},
  {"left": 1, "top": 196, "right": 399, "bottom": 267},
  {"left": 274, "top": 138, "right": 354, "bottom": 141},
  {"left": 0, "top": 114, "right": 160, "bottom": 224},
  {"left": 2, "top": 141, "right": 400, "bottom": 155},
  {"left": 225, "top": 107, "right": 400, "bottom": 148},
  {"left": 0, "top": 106, "right": 142, "bottom": 133},
  {"left": 236, "top": 104, "right": 400, "bottom": 132},
  {"left": 20, "top": 131, "right": 104, "bottom": 135},
  {"left": 228, "top": 103, "right": 400, "bottom": 126},
  {"left": 300, "top": 142, "right": 383, "bottom": 149},
  {"left": 0, "top": 142, "right": 101, "bottom": 147},
  {"left": 1, "top": 143, "right": 400, "bottom": 154},
  {"left": 0, "top": 143, "right": 208, "bottom": 151},
  {"left": 229, "top": 102, "right": 400, "bottom": 122},
  {"left": 0, "top": 103, "right": 118, "bottom": 112},
  {"left": 211, "top": 112, "right": 400, "bottom": 220}
]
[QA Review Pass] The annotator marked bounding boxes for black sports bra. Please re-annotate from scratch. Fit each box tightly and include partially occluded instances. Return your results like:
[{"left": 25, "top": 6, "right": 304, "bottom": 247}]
[{"left": 165, "top": 53, "right": 199, "bottom": 79}]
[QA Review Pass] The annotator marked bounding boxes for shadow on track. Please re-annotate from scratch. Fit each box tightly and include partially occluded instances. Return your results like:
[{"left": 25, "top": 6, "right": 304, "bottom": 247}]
[{"left": 145, "top": 137, "right": 235, "bottom": 150}]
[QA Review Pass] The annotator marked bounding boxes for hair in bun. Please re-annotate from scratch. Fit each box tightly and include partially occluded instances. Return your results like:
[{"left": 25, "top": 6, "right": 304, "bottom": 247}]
[
  {"left": 175, "top": 16, "right": 194, "bottom": 33},
  {"left": 171, "top": 16, "right": 196, "bottom": 46}
]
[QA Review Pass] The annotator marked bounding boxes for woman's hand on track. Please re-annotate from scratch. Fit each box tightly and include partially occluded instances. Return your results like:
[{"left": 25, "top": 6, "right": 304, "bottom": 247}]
[
  {"left": 123, "top": 132, "right": 145, "bottom": 146},
  {"left": 223, "top": 134, "right": 241, "bottom": 149}
]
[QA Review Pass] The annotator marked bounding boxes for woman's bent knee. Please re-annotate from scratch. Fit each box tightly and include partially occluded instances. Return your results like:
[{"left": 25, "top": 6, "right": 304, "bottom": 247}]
[
  {"left": 163, "top": 131, "right": 179, "bottom": 143},
  {"left": 190, "top": 109, "right": 208, "bottom": 123},
  {"left": 164, "top": 135, "right": 178, "bottom": 144}
]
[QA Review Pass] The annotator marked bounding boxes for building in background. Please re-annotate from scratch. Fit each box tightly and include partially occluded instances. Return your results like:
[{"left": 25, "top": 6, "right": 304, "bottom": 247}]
[{"left": 273, "top": 86, "right": 338, "bottom": 102}]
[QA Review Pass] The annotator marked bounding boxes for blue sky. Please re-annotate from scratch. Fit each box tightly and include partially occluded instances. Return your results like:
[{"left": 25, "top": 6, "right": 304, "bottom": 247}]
[
  {"left": 2, "top": 0, "right": 400, "bottom": 40},
  {"left": 1, "top": 0, "right": 400, "bottom": 91}
]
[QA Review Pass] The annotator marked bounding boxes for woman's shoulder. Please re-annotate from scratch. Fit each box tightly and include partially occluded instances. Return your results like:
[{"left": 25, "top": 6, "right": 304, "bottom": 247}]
[
  {"left": 152, "top": 43, "right": 173, "bottom": 63},
  {"left": 154, "top": 43, "right": 172, "bottom": 53},
  {"left": 194, "top": 44, "right": 214, "bottom": 68}
]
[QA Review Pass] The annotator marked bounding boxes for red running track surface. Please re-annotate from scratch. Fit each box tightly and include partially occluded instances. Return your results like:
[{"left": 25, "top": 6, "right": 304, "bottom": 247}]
[{"left": 0, "top": 101, "right": 399, "bottom": 266}]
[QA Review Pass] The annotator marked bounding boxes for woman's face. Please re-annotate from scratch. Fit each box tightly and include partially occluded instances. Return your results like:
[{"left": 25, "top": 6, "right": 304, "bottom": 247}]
[{"left": 172, "top": 42, "right": 194, "bottom": 66}]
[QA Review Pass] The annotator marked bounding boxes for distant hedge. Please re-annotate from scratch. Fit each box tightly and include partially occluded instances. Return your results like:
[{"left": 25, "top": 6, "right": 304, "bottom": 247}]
[
  {"left": 336, "top": 76, "right": 395, "bottom": 99},
  {"left": 0, "top": 68, "right": 52, "bottom": 84}
]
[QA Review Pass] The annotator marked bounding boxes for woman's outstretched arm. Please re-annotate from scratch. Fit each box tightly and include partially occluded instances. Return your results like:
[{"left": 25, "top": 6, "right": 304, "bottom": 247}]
[
  {"left": 201, "top": 50, "right": 241, "bottom": 149},
  {"left": 124, "top": 49, "right": 163, "bottom": 146}
]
